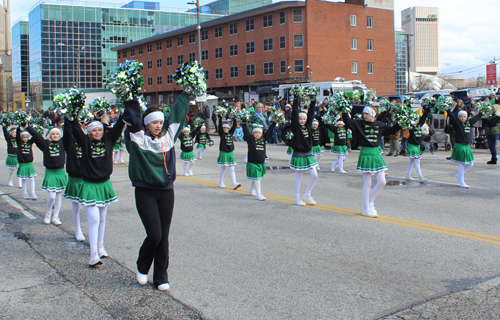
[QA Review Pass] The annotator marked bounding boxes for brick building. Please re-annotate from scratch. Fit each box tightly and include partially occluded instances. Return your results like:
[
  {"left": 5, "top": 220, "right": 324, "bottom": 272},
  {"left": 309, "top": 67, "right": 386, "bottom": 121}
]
[{"left": 113, "top": 0, "right": 396, "bottom": 105}]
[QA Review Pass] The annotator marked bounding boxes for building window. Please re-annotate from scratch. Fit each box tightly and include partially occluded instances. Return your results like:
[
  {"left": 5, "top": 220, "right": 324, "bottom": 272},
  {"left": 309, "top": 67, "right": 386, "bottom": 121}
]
[
  {"left": 157, "top": 41, "right": 162, "bottom": 51},
  {"left": 122, "top": 50, "right": 128, "bottom": 58},
  {"left": 279, "top": 11, "right": 285, "bottom": 24},
  {"left": 351, "top": 62, "right": 358, "bottom": 74},
  {"left": 246, "top": 64, "right": 255, "bottom": 77},
  {"left": 178, "top": 55, "right": 184, "bottom": 65},
  {"left": 177, "top": 36, "right": 183, "bottom": 46},
  {"left": 367, "top": 39, "right": 373, "bottom": 51},
  {"left": 368, "top": 62, "right": 374, "bottom": 74},
  {"left": 263, "top": 38, "right": 273, "bottom": 52},
  {"left": 130, "top": 48, "right": 135, "bottom": 57},
  {"left": 294, "top": 59, "right": 304, "bottom": 73},
  {"left": 230, "top": 44, "right": 238, "bottom": 57},
  {"left": 280, "top": 36, "right": 286, "bottom": 49},
  {"left": 157, "top": 76, "right": 163, "bottom": 85},
  {"left": 189, "top": 33, "right": 195, "bottom": 44},
  {"left": 350, "top": 15, "right": 357, "bottom": 27},
  {"left": 147, "top": 60, "right": 152, "bottom": 70},
  {"left": 215, "top": 47, "right": 223, "bottom": 59},
  {"left": 293, "top": 34, "right": 303, "bottom": 48},
  {"left": 166, "top": 39, "right": 172, "bottom": 49},
  {"left": 230, "top": 22, "right": 238, "bottom": 35},
  {"left": 147, "top": 43, "right": 152, "bottom": 53},
  {"left": 189, "top": 52, "right": 196, "bottom": 62},
  {"left": 166, "top": 57, "right": 172, "bottom": 66},
  {"left": 201, "top": 30, "right": 208, "bottom": 41},
  {"left": 157, "top": 58, "right": 162, "bottom": 68},
  {"left": 367, "top": 16, "right": 373, "bottom": 28},
  {"left": 293, "top": 9, "right": 303, "bottom": 23},
  {"left": 351, "top": 38, "right": 357, "bottom": 50},
  {"left": 202, "top": 50, "right": 208, "bottom": 61},
  {"left": 280, "top": 60, "right": 286, "bottom": 74},
  {"left": 246, "top": 41, "right": 255, "bottom": 54},
  {"left": 167, "top": 94, "right": 173, "bottom": 104},
  {"left": 215, "top": 68, "right": 223, "bottom": 80},
  {"left": 246, "top": 19, "right": 254, "bottom": 31},
  {"left": 264, "top": 62, "right": 274, "bottom": 75},
  {"left": 147, "top": 77, "right": 153, "bottom": 86},
  {"left": 205, "top": 70, "right": 209, "bottom": 81},
  {"left": 138, "top": 46, "right": 143, "bottom": 55},
  {"left": 117, "top": 51, "right": 120, "bottom": 59},
  {"left": 215, "top": 26, "right": 222, "bottom": 38},
  {"left": 230, "top": 66, "right": 239, "bottom": 78},
  {"left": 263, "top": 14, "right": 273, "bottom": 28},
  {"left": 167, "top": 74, "right": 173, "bottom": 84}
]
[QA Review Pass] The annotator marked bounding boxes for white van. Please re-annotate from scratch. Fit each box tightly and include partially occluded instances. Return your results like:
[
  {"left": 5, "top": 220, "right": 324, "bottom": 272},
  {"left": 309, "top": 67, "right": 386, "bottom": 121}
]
[{"left": 278, "top": 79, "right": 373, "bottom": 102}]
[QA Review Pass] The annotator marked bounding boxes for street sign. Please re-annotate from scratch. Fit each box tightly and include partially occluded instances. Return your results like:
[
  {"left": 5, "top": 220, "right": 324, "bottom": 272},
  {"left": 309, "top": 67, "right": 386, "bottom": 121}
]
[{"left": 486, "top": 64, "right": 497, "bottom": 85}]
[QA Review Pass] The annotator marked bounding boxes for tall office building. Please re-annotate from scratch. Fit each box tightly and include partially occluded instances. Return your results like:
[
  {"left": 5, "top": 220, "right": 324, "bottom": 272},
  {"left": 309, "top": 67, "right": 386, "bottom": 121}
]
[
  {"left": 395, "top": 30, "right": 407, "bottom": 94},
  {"left": 0, "top": 0, "right": 13, "bottom": 111},
  {"left": 12, "top": 20, "right": 29, "bottom": 97},
  {"left": 401, "top": 7, "right": 439, "bottom": 75}
]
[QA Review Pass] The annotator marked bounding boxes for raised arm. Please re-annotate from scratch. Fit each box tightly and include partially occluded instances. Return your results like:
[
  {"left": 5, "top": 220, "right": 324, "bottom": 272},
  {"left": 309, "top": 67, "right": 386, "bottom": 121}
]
[
  {"left": 191, "top": 125, "right": 201, "bottom": 138},
  {"left": 16, "top": 126, "right": 21, "bottom": 145},
  {"left": 468, "top": 112, "right": 483, "bottom": 126},
  {"left": 3, "top": 125, "right": 11, "bottom": 144},
  {"left": 242, "top": 123, "right": 252, "bottom": 141},
  {"left": 121, "top": 99, "right": 142, "bottom": 134},
  {"left": 218, "top": 116, "right": 224, "bottom": 137},
  {"left": 229, "top": 118, "right": 237, "bottom": 135},
  {"left": 62, "top": 118, "right": 74, "bottom": 150},
  {"left": 68, "top": 118, "right": 87, "bottom": 147},
  {"left": 481, "top": 116, "right": 500, "bottom": 127},
  {"left": 264, "top": 122, "right": 277, "bottom": 141},
  {"left": 341, "top": 112, "right": 357, "bottom": 132},
  {"left": 418, "top": 107, "right": 431, "bottom": 126},
  {"left": 446, "top": 109, "right": 461, "bottom": 129},
  {"left": 105, "top": 115, "right": 126, "bottom": 145},
  {"left": 165, "top": 91, "right": 190, "bottom": 143},
  {"left": 307, "top": 100, "right": 316, "bottom": 127},
  {"left": 26, "top": 126, "right": 46, "bottom": 150}
]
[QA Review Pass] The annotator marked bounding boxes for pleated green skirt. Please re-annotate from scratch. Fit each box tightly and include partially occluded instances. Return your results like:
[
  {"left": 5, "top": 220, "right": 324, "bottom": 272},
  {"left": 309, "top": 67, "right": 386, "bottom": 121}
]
[
  {"left": 290, "top": 155, "right": 317, "bottom": 171},
  {"left": 247, "top": 162, "right": 266, "bottom": 180},
  {"left": 357, "top": 147, "right": 388, "bottom": 173},
  {"left": 180, "top": 151, "right": 197, "bottom": 162},
  {"left": 42, "top": 168, "right": 67, "bottom": 192},
  {"left": 77, "top": 180, "right": 117, "bottom": 207},
  {"left": 5, "top": 154, "right": 19, "bottom": 169},
  {"left": 311, "top": 145, "right": 324, "bottom": 155},
  {"left": 330, "top": 145, "right": 348, "bottom": 156},
  {"left": 17, "top": 162, "right": 37, "bottom": 179},
  {"left": 64, "top": 176, "right": 83, "bottom": 201},
  {"left": 407, "top": 143, "right": 422, "bottom": 159},
  {"left": 217, "top": 151, "right": 237, "bottom": 166},
  {"left": 451, "top": 143, "right": 474, "bottom": 165}
]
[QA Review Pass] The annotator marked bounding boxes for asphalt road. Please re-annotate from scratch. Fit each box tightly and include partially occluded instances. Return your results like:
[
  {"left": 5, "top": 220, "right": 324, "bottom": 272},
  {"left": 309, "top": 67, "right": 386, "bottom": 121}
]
[{"left": 1, "top": 134, "right": 499, "bottom": 319}]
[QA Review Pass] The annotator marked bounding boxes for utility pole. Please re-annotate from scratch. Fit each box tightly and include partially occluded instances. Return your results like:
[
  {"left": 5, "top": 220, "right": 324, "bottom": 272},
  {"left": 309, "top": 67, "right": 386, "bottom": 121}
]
[{"left": 403, "top": 33, "right": 414, "bottom": 93}]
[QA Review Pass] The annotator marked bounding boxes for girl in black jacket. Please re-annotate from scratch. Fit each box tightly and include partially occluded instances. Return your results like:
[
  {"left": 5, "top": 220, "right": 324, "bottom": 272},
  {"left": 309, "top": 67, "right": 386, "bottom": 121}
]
[
  {"left": 16, "top": 127, "right": 37, "bottom": 200},
  {"left": 3, "top": 126, "right": 21, "bottom": 187}
]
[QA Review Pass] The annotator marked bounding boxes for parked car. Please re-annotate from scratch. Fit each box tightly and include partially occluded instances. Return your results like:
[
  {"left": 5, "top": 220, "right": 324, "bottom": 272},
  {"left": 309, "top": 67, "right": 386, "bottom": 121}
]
[{"left": 451, "top": 88, "right": 492, "bottom": 106}]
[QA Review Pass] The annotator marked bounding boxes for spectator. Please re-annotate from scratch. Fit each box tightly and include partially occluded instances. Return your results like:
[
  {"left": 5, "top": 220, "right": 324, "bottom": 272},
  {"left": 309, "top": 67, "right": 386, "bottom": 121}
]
[
  {"left": 202, "top": 103, "right": 211, "bottom": 132},
  {"left": 212, "top": 106, "right": 218, "bottom": 132},
  {"left": 482, "top": 104, "right": 500, "bottom": 164}
]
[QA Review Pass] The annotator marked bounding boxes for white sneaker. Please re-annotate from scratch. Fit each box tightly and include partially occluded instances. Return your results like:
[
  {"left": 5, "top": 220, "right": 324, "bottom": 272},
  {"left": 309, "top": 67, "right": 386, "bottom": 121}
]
[
  {"left": 23, "top": 194, "right": 30, "bottom": 199},
  {"left": 302, "top": 195, "right": 316, "bottom": 205},
  {"left": 189, "top": 170, "right": 193, "bottom": 176},
  {"left": 44, "top": 213, "right": 51, "bottom": 225},
  {"left": 19, "top": 181, "right": 22, "bottom": 188},
  {"left": 89, "top": 254, "right": 102, "bottom": 266},
  {"left": 384, "top": 172, "right": 389, "bottom": 176},
  {"left": 256, "top": 194, "right": 266, "bottom": 201},
  {"left": 113, "top": 160, "right": 118, "bottom": 164},
  {"left": 249, "top": 188, "right": 256, "bottom": 196},
  {"left": 184, "top": 173, "right": 189, "bottom": 176},
  {"left": 406, "top": 175, "right": 414, "bottom": 181},
  {"left": 136, "top": 270, "right": 148, "bottom": 285},
  {"left": 219, "top": 182, "right": 226, "bottom": 188},
  {"left": 233, "top": 183, "right": 241, "bottom": 190},
  {"left": 98, "top": 245, "right": 108, "bottom": 258},
  {"left": 8, "top": 181, "right": 14, "bottom": 186},
  {"left": 75, "top": 232, "right": 85, "bottom": 242},
  {"left": 459, "top": 183, "right": 469, "bottom": 188},
  {"left": 370, "top": 203, "right": 377, "bottom": 216},
  {"left": 52, "top": 217, "right": 62, "bottom": 226},
  {"left": 339, "top": 170, "right": 348, "bottom": 174},
  {"left": 362, "top": 208, "right": 378, "bottom": 218},
  {"left": 119, "top": 159, "right": 125, "bottom": 163},
  {"left": 158, "top": 283, "right": 170, "bottom": 291},
  {"left": 331, "top": 164, "right": 335, "bottom": 172},
  {"left": 294, "top": 198, "right": 306, "bottom": 206},
  {"left": 317, "top": 167, "right": 321, "bottom": 171},
  {"left": 419, "top": 176, "right": 428, "bottom": 183},
  {"left": 198, "top": 155, "right": 202, "bottom": 160},
  {"left": 31, "top": 194, "right": 38, "bottom": 200}
]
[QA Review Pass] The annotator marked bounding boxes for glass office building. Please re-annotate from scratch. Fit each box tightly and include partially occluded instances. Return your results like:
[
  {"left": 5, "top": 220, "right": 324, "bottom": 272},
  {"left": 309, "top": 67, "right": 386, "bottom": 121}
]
[
  {"left": 26, "top": 1, "right": 225, "bottom": 109},
  {"left": 395, "top": 30, "right": 408, "bottom": 95},
  {"left": 12, "top": 20, "right": 30, "bottom": 97}
]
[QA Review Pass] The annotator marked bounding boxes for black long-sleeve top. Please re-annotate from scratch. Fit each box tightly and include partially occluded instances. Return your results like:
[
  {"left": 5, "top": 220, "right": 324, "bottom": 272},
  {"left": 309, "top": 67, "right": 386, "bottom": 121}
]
[
  {"left": 328, "top": 125, "right": 347, "bottom": 146},
  {"left": 196, "top": 131, "right": 212, "bottom": 145},
  {"left": 408, "top": 108, "right": 431, "bottom": 146},
  {"left": 68, "top": 116, "right": 125, "bottom": 183},
  {"left": 16, "top": 127, "right": 34, "bottom": 163},
  {"left": 179, "top": 126, "right": 201, "bottom": 152},
  {"left": 26, "top": 126, "right": 66, "bottom": 170},
  {"left": 3, "top": 126, "right": 18, "bottom": 155},
  {"left": 447, "top": 111, "right": 482, "bottom": 144},
  {"left": 291, "top": 99, "right": 316, "bottom": 153},
  {"left": 62, "top": 118, "right": 82, "bottom": 178},
  {"left": 311, "top": 128, "right": 321, "bottom": 146},
  {"left": 218, "top": 117, "right": 237, "bottom": 152},
  {"left": 342, "top": 113, "right": 401, "bottom": 148},
  {"left": 242, "top": 122, "right": 276, "bottom": 164}
]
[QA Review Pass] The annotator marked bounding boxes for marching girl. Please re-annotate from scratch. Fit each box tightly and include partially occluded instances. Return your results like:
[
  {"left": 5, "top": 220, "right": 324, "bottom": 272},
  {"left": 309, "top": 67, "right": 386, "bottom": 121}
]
[
  {"left": 62, "top": 119, "right": 85, "bottom": 241},
  {"left": 3, "top": 126, "right": 22, "bottom": 187},
  {"left": 242, "top": 121, "right": 277, "bottom": 200},
  {"left": 16, "top": 127, "right": 37, "bottom": 200},
  {"left": 310, "top": 120, "right": 323, "bottom": 170},
  {"left": 342, "top": 106, "right": 400, "bottom": 217},
  {"left": 195, "top": 124, "right": 212, "bottom": 160},
  {"left": 179, "top": 125, "right": 201, "bottom": 176},
  {"left": 290, "top": 99, "right": 318, "bottom": 206},
  {"left": 67, "top": 115, "right": 125, "bottom": 266},
  {"left": 122, "top": 89, "right": 190, "bottom": 291},
  {"left": 329, "top": 120, "right": 349, "bottom": 174},
  {"left": 26, "top": 126, "right": 67, "bottom": 225},
  {"left": 447, "top": 109, "right": 482, "bottom": 188},
  {"left": 113, "top": 135, "right": 126, "bottom": 163},
  {"left": 406, "top": 107, "right": 431, "bottom": 182},
  {"left": 217, "top": 116, "right": 241, "bottom": 189}
]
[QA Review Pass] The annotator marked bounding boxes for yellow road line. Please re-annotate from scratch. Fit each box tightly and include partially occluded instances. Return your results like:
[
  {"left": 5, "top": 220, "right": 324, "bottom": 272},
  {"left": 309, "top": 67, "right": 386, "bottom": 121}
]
[{"left": 116, "top": 162, "right": 500, "bottom": 245}]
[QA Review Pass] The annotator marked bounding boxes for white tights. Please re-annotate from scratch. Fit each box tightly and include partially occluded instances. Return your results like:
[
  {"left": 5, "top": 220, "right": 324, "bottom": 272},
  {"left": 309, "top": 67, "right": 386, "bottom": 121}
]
[
  {"left": 457, "top": 163, "right": 473, "bottom": 187},
  {"left": 316, "top": 153, "right": 322, "bottom": 165},
  {"left": 294, "top": 167, "right": 318, "bottom": 199},
  {"left": 72, "top": 201, "right": 83, "bottom": 234},
  {"left": 7, "top": 168, "right": 20, "bottom": 185},
  {"left": 183, "top": 161, "right": 195, "bottom": 175},
  {"left": 21, "top": 178, "right": 36, "bottom": 196},
  {"left": 46, "top": 191, "right": 63, "bottom": 219},
  {"left": 113, "top": 150, "right": 124, "bottom": 162},
  {"left": 362, "top": 171, "right": 386, "bottom": 210},
  {"left": 406, "top": 158, "right": 423, "bottom": 178},
  {"left": 331, "top": 155, "right": 346, "bottom": 172},
  {"left": 85, "top": 205, "right": 108, "bottom": 256},
  {"left": 198, "top": 148, "right": 204, "bottom": 158},
  {"left": 219, "top": 165, "right": 238, "bottom": 187}
]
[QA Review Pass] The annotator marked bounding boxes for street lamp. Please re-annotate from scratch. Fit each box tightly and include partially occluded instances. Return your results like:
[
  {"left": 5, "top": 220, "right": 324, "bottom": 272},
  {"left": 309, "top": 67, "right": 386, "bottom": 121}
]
[
  {"left": 306, "top": 65, "right": 312, "bottom": 82},
  {"left": 57, "top": 43, "right": 85, "bottom": 88},
  {"left": 188, "top": 0, "right": 202, "bottom": 66}
]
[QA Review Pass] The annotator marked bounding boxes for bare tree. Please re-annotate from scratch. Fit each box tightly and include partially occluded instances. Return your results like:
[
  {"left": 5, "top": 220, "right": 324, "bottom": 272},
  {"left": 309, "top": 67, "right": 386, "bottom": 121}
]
[{"left": 411, "top": 75, "right": 434, "bottom": 91}]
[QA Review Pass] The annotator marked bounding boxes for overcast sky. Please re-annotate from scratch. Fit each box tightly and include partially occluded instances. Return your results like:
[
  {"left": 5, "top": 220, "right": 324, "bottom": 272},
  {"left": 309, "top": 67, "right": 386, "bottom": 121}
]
[{"left": 10, "top": 0, "right": 500, "bottom": 78}]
